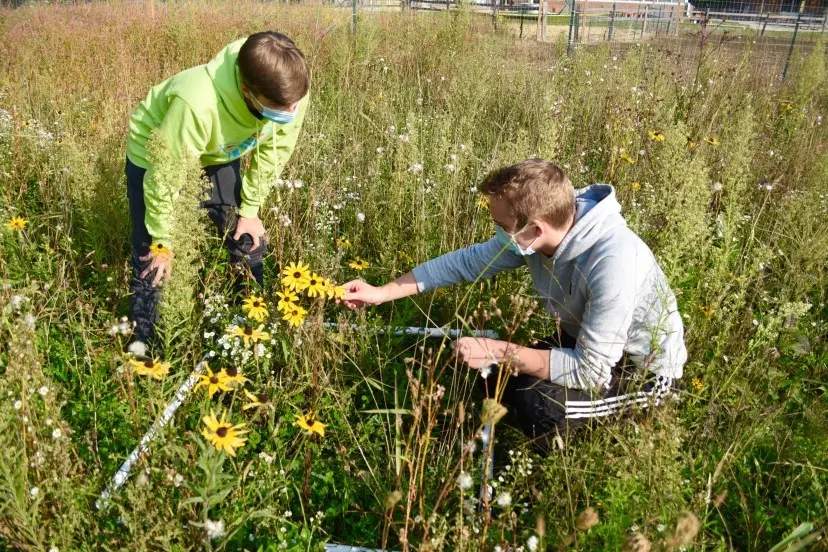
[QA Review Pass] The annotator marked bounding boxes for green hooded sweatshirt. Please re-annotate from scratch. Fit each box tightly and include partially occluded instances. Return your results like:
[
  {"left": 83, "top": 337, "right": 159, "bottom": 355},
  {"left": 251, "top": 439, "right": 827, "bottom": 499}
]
[{"left": 126, "top": 38, "right": 309, "bottom": 243}]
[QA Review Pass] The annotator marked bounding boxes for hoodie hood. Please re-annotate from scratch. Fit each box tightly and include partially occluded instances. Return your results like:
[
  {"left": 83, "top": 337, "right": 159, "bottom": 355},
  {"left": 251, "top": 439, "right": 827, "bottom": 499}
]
[
  {"left": 205, "top": 38, "right": 262, "bottom": 128},
  {"left": 553, "top": 184, "right": 626, "bottom": 264}
]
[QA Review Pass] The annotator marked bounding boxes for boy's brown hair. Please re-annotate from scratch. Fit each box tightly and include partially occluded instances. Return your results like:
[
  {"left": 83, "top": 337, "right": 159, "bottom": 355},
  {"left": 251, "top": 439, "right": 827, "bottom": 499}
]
[
  {"left": 238, "top": 31, "right": 310, "bottom": 107},
  {"left": 481, "top": 158, "right": 575, "bottom": 230}
]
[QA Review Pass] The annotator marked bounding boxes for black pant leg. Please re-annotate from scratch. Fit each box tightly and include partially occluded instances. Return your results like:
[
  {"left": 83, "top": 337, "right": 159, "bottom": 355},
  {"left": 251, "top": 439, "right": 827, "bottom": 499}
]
[
  {"left": 201, "top": 161, "right": 267, "bottom": 289},
  {"left": 126, "top": 158, "right": 160, "bottom": 346}
]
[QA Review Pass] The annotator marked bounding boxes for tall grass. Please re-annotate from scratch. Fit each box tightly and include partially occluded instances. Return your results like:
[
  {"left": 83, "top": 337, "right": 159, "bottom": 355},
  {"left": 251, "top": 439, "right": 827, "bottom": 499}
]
[{"left": 0, "top": 1, "right": 826, "bottom": 550}]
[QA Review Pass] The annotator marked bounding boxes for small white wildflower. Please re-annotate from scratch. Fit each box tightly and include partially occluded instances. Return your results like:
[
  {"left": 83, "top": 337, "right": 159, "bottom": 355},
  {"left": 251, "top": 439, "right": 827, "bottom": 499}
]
[
  {"left": 712, "top": 182, "right": 723, "bottom": 192},
  {"left": 10, "top": 295, "right": 25, "bottom": 310},
  {"left": 457, "top": 472, "right": 473, "bottom": 490},
  {"left": 52, "top": 428, "right": 62, "bottom": 439},
  {"left": 284, "top": 510, "right": 292, "bottom": 518},
  {"left": 495, "top": 492, "right": 512, "bottom": 507},
  {"left": 479, "top": 364, "right": 492, "bottom": 379},
  {"left": 49, "top": 547, "right": 59, "bottom": 552},
  {"left": 14, "top": 400, "right": 22, "bottom": 410},
  {"left": 752, "top": 319, "right": 759, "bottom": 326},
  {"left": 356, "top": 212, "right": 365, "bottom": 223},
  {"left": 30, "top": 486, "right": 40, "bottom": 497},
  {"left": 24, "top": 314, "right": 36, "bottom": 329},
  {"left": 527, "top": 535, "right": 539, "bottom": 552},
  {"left": 128, "top": 340, "right": 147, "bottom": 357},
  {"left": 205, "top": 519, "right": 226, "bottom": 540},
  {"left": 38, "top": 386, "right": 49, "bottom": 396},
  {"left": 657, "top": 523, "right": 666, "bottom": 533},
  {"left": 108, "top": 325, "right": 119, "bottom": 336}
]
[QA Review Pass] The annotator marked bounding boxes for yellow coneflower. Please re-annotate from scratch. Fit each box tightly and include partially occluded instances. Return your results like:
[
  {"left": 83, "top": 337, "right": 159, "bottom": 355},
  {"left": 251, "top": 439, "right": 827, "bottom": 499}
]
[
  {"left": 620, "top": 152, "right": 636, "bottom": 165},
  {"left": 630, "top": 181, "right": 641, "bottom": 192},
  {"left": 698, "top": 305, "right": 714, "bottom": 318},
  {"left": 242, "top": 389, "right": 269, "bottom": 411},
  {"left": 687, "top": 137, "right": 697, "bottom": 150},
  {"left": 219, "top": 365, "right": 248, "bottom": 386},
  {"left": 7, "top": 216, "right": 28, "bottom": 231},
  {"left": 691, "top": 377, "right": 704, "bottom": 392},
  {"left": 648, "top": 130, "right": 665, "bottom": 142},
  {"left": 348, "top": 258, "right": 370, "bottom": 271},
  {"left": 703, "top": 136, "right": 720, "bottom": 146},
  {"left": 276, "top": 290, "right": 299, "bottom": 312},
  {"left": 476, "top": 196, "right": 490, "bottom": 208},
  {"left": 194, "top": 365, "right": 232, "bottom": 397},
  {"left": 281, "top": 262, "right": 311, "bottom": 292},
  {"left": 129, "top": 357, "right": 170, "bottom": 380},
  {"left": 282, "top": 304, "right": 307, "bottom": 328},
  {"left": 335, "top": 237, "right": 351, "bottom": 249},
  {"left": 150, "top": 242, "right": 171, "bottom": 258},
  {"left": 202, "top": 411, "right": 248, "bottom": 456},
  {"left": 242, "top": 295, "right": 269, "bottom": 322},
  {"left": 233, "top": 324, "right": 270, "bottom": 347},
  {"left": 295, "top": 412, "right": 326, "bottom": 438},
  {"left": 325, "top": 281, "right": 346, "bottom": 300},
  {"left": 305, "top": 273, "right": 327, "bottom": 299}
]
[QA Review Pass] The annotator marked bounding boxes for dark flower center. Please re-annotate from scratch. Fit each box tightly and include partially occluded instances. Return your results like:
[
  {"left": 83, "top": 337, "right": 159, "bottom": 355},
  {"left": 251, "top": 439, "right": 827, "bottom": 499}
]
[
  {"left": 210, "top": 376, "right": 219, "bottom": 384},
  {"left": 244, "top": 327, "right": 253, "bottom": 336},
  {"left": 253, "top": 301, "right": 261, "bottom": 308},
  {"left": 144, "top": 359, "right": 155, "bottom": 368},
  {"left": 216, "top": 426, "right": 228, "bottom": 438},
  {"left": 294, "top": 271, "right": 301, "bottom": 278},
  {"left": 226, "top": 366, "right": 238, "bottom": 377},
  {"left": 258, "top": 393, "right": 269, "bottom": 403},
  {"left": 310, "top": 279, "right": 317, "bottom": 285}
]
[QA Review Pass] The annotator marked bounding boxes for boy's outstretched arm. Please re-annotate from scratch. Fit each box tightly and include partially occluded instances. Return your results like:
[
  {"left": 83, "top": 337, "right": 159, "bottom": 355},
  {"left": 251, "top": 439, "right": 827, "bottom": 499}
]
[{"left": 341, "top": 272, "right": 419, "bottom": 309}]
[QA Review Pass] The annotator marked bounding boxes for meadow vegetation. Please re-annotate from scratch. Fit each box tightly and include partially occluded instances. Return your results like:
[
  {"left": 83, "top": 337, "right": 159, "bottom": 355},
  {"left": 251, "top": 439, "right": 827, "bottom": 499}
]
[{"left": 0, "top": 2, "right": 826, "bottom": 550}]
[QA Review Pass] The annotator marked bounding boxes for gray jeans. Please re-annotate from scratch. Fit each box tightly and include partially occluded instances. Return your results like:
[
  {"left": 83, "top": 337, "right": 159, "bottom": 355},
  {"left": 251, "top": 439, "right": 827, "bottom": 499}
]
[{"left": 126, "top": 157, "right": 266, "bottom": 344}]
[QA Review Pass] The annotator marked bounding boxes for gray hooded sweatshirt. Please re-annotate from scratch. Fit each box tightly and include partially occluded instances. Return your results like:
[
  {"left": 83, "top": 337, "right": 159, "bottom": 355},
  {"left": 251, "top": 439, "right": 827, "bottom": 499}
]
[{"left": 412, "top": 184, "right": 687, "bottom": 391}]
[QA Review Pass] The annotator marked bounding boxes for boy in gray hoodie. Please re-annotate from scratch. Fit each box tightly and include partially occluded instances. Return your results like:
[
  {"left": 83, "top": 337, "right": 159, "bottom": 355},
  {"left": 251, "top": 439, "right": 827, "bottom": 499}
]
[{"left": 342, "top": 159, "right": 686, "bottom": 449}]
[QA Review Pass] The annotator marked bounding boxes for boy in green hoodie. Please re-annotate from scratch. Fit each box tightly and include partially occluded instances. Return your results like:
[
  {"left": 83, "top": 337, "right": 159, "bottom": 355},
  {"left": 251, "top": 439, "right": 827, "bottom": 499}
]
[{"left": 125, "top": 31, "right": 310, "bottom": 351}]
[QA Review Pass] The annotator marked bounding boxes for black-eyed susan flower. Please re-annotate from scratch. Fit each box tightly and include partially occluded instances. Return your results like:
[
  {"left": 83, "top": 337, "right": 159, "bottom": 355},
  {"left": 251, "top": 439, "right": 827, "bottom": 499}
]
[
  {"left": 281, "top": 261, "right": 311, "bottom": 292},
  {"left": 348, "top": 258, "right": 370, "bottom": 271},
  {"left": 325, "top": 281, "right": 346, "bottom": 301},
  {"left": 703, "top": 136, "right": 720, "bottom": 146},
  {"left": 698, "top": 305, "right": 714, "bottom": 318},
  {"left": 276, "top": 289, "right": 300, "bottom": 312},
  {"left": 648, "top": 130, "right": 665, "bottom": 142},
  {"left": 7, "top": 216, "right": 28, "bottom": 231},
  {"left": 305, "top": 273, "right": 327, "bottom": 298},
  {"left": 150, "top": 242, "right": 171, "bottom": 257},
  {"left": 620, "top": 153, "right": 635, "bottom": 165},
  {"left": 476, "top": 196, "right": 490, "bottom": 208},
  {"left": 691, "top": 377, "right": 704, "bottom": 392},
  {"left": 282, "top": 304, "right": 307, "bottom": 328},
  {"left": 233, "top": 324, "right": 270, "bottom": 347},
  {"left": 295, "top": 412, "right": 326, "bottom": 438},
  {"left": 687, "top": 137, "right": 696, "bottom": 150},
  {"left": 630, "top": 181, "right": 641, "bottom": 192},
  {"left": 195, "top": 365, "right": 232, "bottom": 397},
  {"left": 242, "top": 295, "right": 268, "bottom": 322},
  {"left": 335, "top": 237, "right": 351, "bottom": 249},
  {"left": 219, "top": 365, "right": 249, "bottom": 387},
  {"left": 129, "top": 357, "right": 170, "bottom": 380},
  {"left": 202, "top": 411, "right": 248, "bottom": 456},
  {"left": 242, "top": 389, "right": 270, "bottom": 411}
]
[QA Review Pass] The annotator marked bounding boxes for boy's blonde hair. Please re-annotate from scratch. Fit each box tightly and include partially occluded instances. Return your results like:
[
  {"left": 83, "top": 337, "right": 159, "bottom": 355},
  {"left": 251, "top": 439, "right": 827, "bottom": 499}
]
[
  {"left": 481, "top": 158, "right": 575, "bottom": 230},
  {"left": 239, "top": 31, "right": 310, "bottom": 107}
]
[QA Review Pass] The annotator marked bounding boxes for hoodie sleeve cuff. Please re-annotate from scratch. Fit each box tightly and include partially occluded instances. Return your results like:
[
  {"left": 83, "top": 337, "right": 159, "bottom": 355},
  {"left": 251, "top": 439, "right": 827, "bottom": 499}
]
[
  {"left": 238, "top": 203, "right": 260, "bottom": 219},
  {"left": 548, "top": 347, "right": 579, "bottom": 387}
]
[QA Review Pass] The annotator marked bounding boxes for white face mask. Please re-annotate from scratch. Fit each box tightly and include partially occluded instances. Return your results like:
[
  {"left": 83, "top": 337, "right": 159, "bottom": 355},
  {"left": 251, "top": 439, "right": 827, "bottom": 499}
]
[{"left": 494, "top": 224, "right": 539, "bottom": 256}]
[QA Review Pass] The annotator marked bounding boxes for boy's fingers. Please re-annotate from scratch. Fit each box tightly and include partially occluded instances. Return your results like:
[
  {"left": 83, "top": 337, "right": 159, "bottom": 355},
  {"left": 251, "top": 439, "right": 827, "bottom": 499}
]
[{"left": 139, "top": 253, "right": 152, "bottom": 262}]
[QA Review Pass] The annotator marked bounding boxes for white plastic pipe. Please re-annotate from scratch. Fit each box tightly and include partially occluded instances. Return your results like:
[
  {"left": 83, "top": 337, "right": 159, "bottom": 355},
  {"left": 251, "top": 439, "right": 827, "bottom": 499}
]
[{"left": 321, "top": 322, "right": 499, "bottom": 339}]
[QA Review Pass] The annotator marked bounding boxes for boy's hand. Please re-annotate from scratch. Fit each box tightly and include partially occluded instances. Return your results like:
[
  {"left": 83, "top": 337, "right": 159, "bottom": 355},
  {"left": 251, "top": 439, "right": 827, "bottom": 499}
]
[
  {"left": 139, "top": 249, "right": 173, "bottom": 287},
  {"left": 234, "top": 216, "right": 266, "bottom": 250},
  {"left": 452, "top": 337, "right": 502, "bottom": 370},
  {"left": 341, "top": 280, "right": 389, "bottom": 309}
]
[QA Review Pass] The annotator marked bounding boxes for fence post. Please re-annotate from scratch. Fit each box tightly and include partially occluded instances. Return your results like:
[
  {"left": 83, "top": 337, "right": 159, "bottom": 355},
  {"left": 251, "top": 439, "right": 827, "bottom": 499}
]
[
  {"left": 567, "top": 0, "right": 577, "bottom": 55},
  {"left": 608, "top": 1, "right": 616, "bottom": 40},
  {"left": 761, "top": 11, "right": 770, "bottom": 35},
  {"left": 352, "top": 0, "right": 357, "bottom": 34},
  {"left": 537, "top": 0, "right": 543, "bottom": 40},
  {"left": 675, "top": 1, "right": 682, "bottom": 36},
  {"left": 542, "top": 0, "right": 548, "bottom": 41},
  {"left": 520, "top": 6, "right": 525, "bottom": 38},
  {"left": 642, "top": 4, "right": 649, "bottom": 36},
  {"left": 581, "top": 0, "right": 588, "bottom": 42},
  {"left": 782, "top": 0, "right": 805, "bottom": 80}
]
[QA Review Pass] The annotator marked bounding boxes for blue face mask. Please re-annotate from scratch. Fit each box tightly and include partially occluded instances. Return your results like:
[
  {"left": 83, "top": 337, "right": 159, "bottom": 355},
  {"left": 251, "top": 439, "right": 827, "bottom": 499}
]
[
  {"left": 248, "top": 92, "right": 298, "bottom": 125},
  {"left": 495, "top": 224, "right": 538, "bottom": 256}
]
